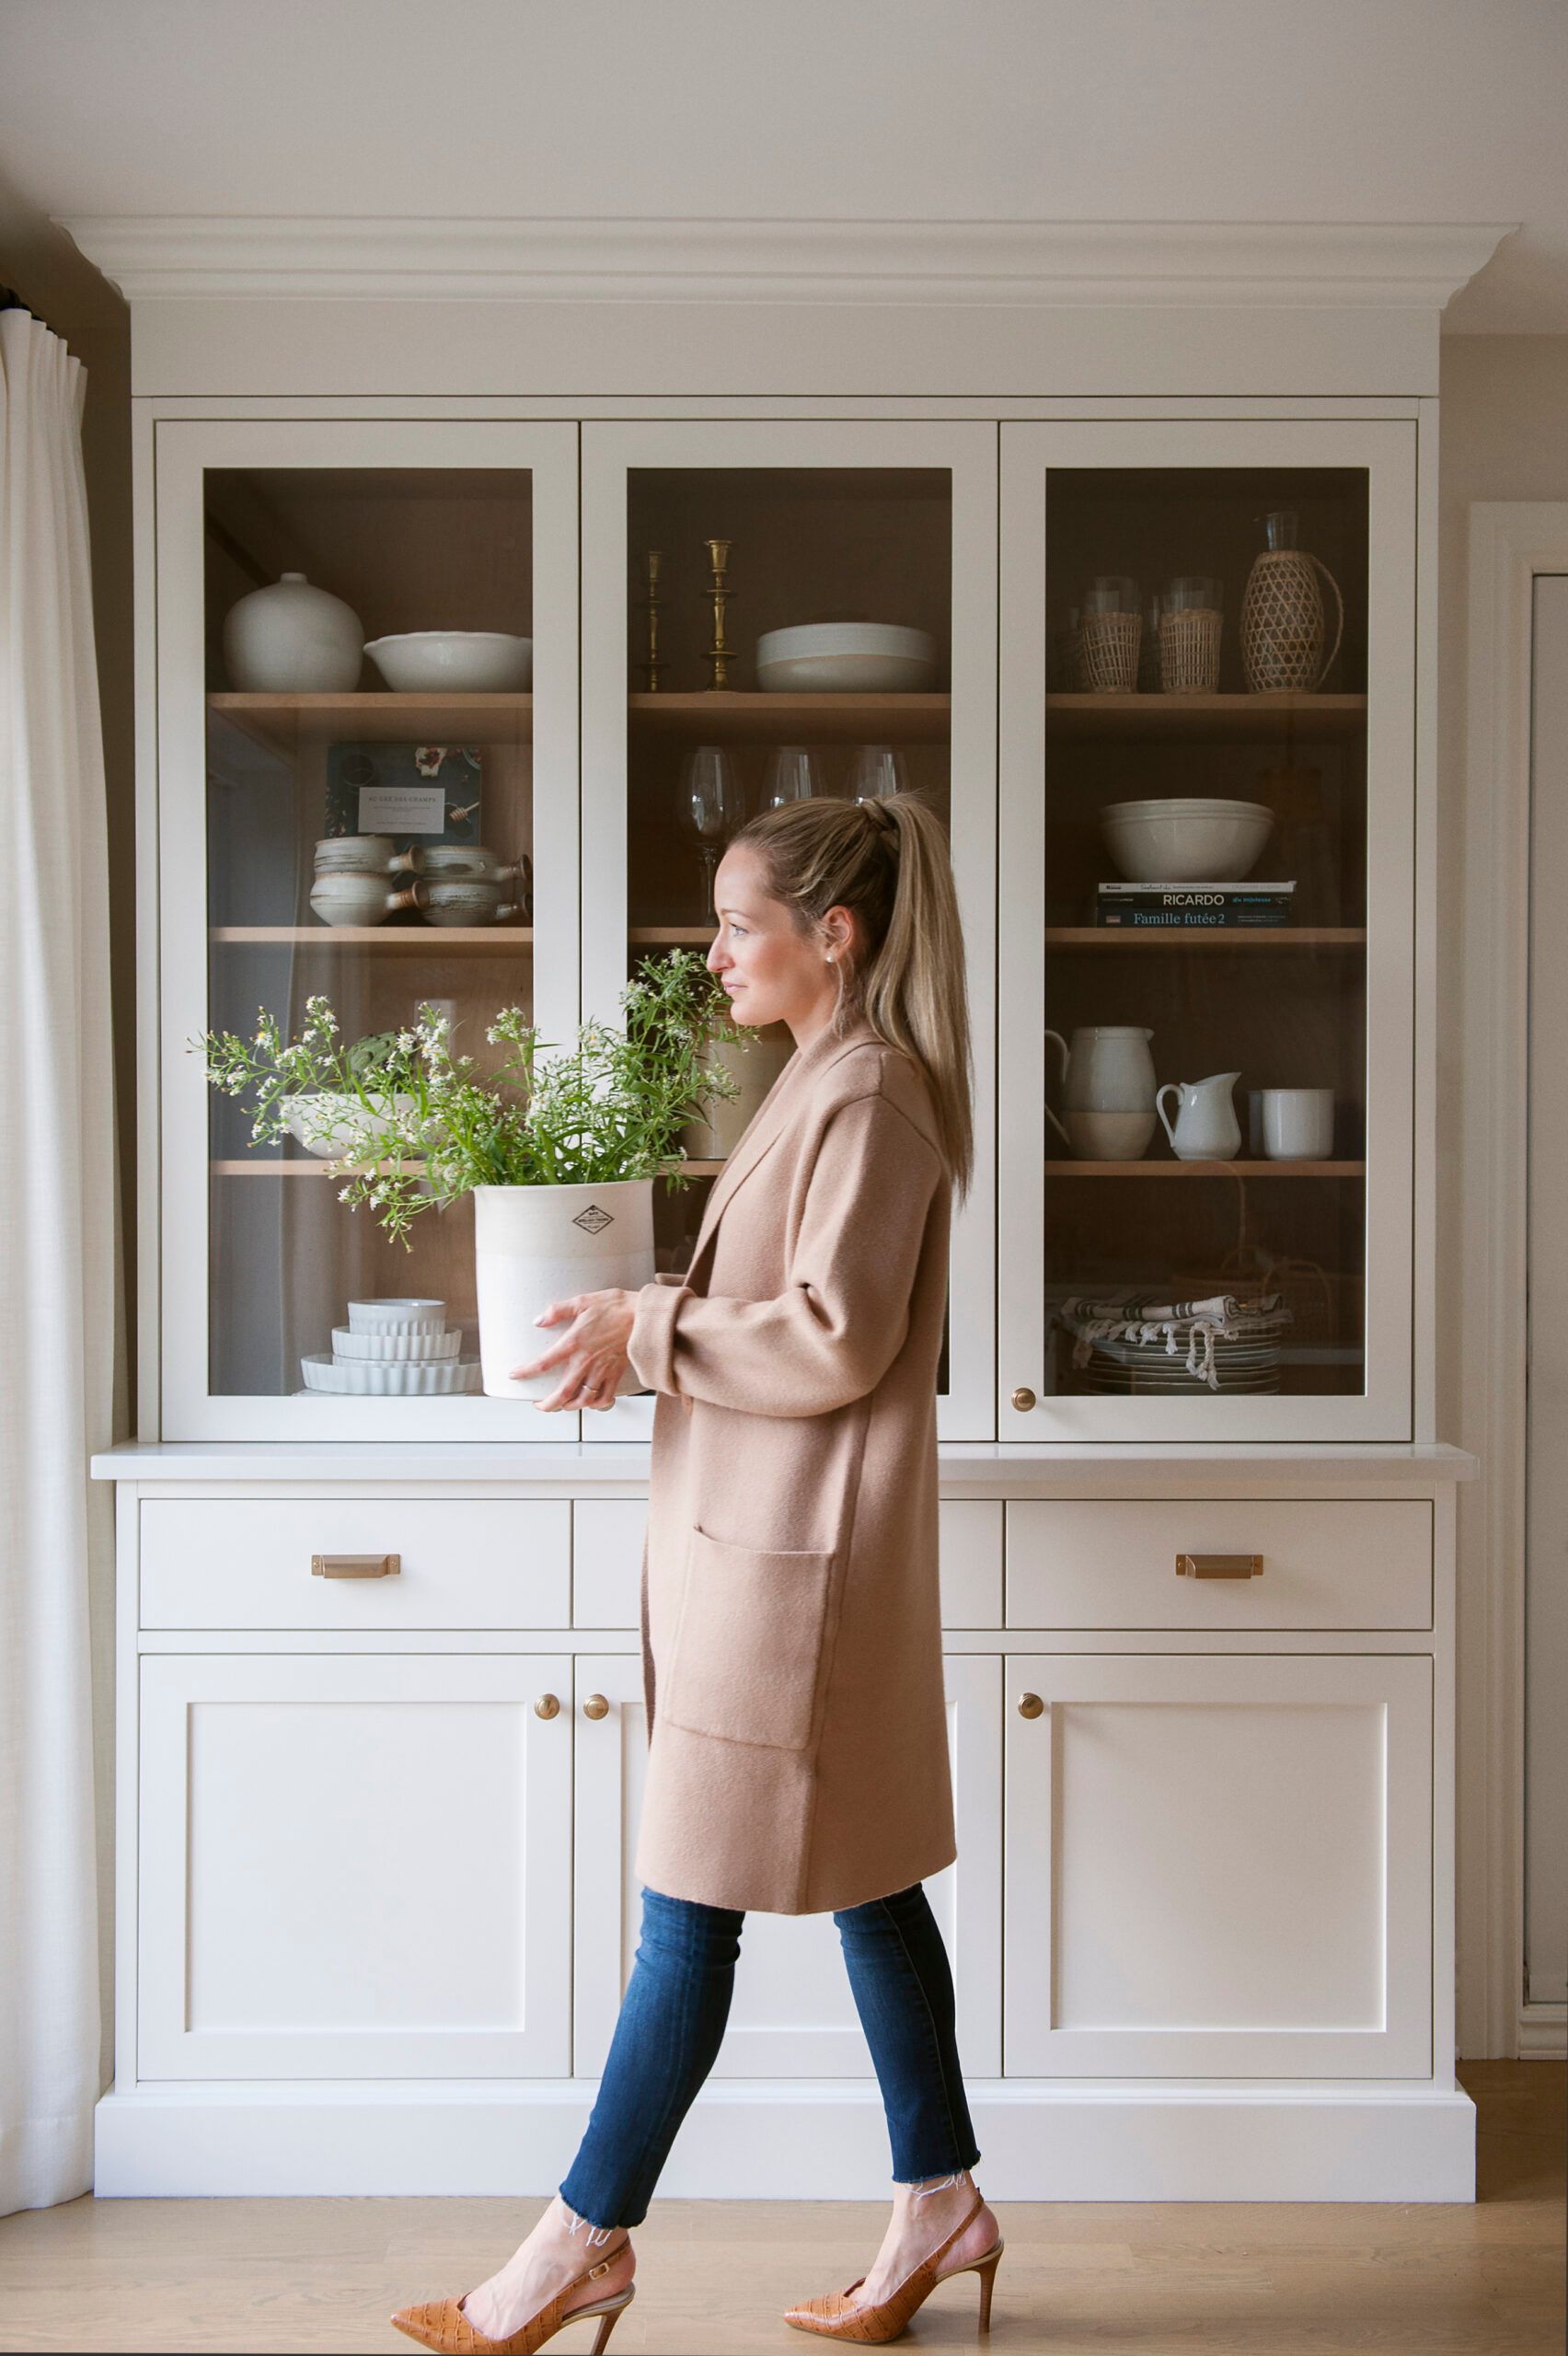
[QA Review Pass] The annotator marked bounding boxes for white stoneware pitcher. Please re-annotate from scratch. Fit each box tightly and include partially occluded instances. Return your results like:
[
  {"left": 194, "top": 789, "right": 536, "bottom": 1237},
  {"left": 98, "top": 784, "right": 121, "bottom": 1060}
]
[
  {"left": 1043, "top": 1025, "right": 1157, "bottom": 1160},
  {"left": 1156, "top": 1071, "right": 1242, "bottom": 1161}
]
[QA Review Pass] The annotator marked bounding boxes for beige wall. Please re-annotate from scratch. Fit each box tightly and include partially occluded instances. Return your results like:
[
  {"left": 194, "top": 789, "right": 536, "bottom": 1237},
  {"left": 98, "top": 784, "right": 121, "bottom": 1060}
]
[
  {"left": 1, "top": 168, "right": 135, "bottom": 1432},
  {"left": 1437, "top": 334, "right": 1568, "bottom": 2051},
  {"left": 1436, "top": 336, "right": 1568, "bottom": 1443}
]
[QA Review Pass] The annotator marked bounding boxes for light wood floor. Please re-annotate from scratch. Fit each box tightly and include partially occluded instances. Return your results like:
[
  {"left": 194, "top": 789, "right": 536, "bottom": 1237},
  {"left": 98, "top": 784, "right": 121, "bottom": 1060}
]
[{"left": 0, "top": 2062, "right": 1561, "bottom": 2353}]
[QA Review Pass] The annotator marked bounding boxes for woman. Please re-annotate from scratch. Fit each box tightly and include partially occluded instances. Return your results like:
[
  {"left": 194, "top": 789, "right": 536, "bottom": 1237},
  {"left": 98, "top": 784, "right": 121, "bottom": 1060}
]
[{"left": 393, "top": 792, "right": 1003, "bottom": 2355}]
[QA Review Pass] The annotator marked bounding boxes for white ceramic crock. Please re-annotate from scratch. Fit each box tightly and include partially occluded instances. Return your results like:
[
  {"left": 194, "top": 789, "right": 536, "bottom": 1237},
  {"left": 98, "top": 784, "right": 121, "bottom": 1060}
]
[{"left": 472, "top": 1178, "right": 657, "bottom": 1400}]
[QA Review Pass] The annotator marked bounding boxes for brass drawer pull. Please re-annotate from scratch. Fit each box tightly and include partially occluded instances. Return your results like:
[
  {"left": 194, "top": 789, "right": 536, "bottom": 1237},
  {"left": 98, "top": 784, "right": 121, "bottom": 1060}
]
[
  {"left": 311, "top": 1553, "right": 400, "bottom": 1579},
  {"left": 1176, "top": 1553, "right": 1263, "bottom": 1579}
]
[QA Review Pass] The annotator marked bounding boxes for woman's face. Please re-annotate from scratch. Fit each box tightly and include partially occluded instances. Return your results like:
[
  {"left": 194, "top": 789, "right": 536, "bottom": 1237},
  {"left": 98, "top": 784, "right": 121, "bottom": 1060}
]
[{"left": 707, "top": 842, "right": 853, "bottom": 1042}]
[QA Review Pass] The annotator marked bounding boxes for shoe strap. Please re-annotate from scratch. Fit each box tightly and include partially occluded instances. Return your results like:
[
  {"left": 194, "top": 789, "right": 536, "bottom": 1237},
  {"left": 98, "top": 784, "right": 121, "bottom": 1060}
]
[{"left": 896, "top": 2187, "right": 986, "bottom": 2291}]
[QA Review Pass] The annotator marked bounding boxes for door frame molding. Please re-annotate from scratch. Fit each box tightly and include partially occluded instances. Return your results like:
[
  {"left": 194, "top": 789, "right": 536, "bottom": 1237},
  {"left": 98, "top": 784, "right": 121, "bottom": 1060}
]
[{"left": 1459, "top": 501, "right": 1568, "bottom": 2059}]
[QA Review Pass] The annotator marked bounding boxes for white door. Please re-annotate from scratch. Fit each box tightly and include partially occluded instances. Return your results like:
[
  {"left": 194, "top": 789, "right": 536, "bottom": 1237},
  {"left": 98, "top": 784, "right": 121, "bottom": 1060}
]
[
  {"left": 1003, "top": 1651, "right": 1432, "bottom": 2077},
  {"left": 997, "top": 420, "right": 1417, "bottom": 1441},
  {"left": 579, "top": 420, "right": 998, "bottom": 1441},
  {"left": 138, "top": 1653, "right": 573, "bottom": 2078},
  {"left": 573, "top": 1653, "right": 1002, "bottom": 2079},
  {"left": 154, "top": 418, "right": 580, "bottom": 1439}
]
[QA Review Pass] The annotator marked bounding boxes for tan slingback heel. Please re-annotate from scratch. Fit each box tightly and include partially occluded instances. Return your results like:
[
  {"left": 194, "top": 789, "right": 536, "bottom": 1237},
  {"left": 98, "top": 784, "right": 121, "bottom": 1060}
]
[
  {"left": 782, "top": 2177, "right": 1005, "bottom": 2342},
  {"left": 392, "top": 2217, "right": 636, "bottom": 2355}
]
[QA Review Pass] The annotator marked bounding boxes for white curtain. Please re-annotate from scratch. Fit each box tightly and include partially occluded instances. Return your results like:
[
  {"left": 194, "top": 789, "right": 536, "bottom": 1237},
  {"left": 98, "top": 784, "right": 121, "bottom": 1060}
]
[{"left": 0, "top": 307, "right": 118, "bottom": 2212}]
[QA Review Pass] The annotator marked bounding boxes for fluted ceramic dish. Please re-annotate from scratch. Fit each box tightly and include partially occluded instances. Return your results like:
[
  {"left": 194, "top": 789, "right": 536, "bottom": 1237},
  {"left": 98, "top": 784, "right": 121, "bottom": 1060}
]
[
  {"left": 300, "top": 1353, "right": 480, "bottom": 1395},
  {"left": 330, "top": 1326, "right": 463, "bottom": 1362},
  {"left": 346, "top": 1298, "right": 447, "bottom": 1334}
]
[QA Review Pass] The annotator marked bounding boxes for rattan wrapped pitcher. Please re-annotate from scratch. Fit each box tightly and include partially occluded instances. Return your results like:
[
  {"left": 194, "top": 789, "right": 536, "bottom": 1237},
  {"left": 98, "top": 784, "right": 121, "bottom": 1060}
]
[{"left": 1239, "top": 511, "right": 1344, "bottom": 692}]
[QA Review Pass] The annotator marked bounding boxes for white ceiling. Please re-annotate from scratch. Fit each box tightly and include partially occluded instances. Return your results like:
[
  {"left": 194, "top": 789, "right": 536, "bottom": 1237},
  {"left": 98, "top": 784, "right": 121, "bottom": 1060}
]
[{"left": 2, "top": 0, "right": 1564, "bottom": 330}]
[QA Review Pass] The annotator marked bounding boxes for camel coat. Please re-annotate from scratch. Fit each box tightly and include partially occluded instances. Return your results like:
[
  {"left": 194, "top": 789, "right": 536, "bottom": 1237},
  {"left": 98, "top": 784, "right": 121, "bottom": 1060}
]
[{"left": 624, "top": 1011, "right": 957, "bottom": 1915}]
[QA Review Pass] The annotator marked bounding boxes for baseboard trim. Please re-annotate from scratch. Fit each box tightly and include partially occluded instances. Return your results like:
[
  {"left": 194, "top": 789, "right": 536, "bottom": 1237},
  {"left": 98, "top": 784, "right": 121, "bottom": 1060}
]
[
  {"left": 95, "top": 2080, "right": 1477, "bottom": 2202},
  {"left": 1517, "top": 2005, "right": 1568, "bottom": 2058}
]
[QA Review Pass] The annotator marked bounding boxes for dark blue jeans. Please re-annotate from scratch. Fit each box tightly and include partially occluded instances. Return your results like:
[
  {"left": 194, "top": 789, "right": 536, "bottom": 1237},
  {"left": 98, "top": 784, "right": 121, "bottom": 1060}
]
[{"left": 558, "top": 1879, "right": 981, "bottom": 2230}]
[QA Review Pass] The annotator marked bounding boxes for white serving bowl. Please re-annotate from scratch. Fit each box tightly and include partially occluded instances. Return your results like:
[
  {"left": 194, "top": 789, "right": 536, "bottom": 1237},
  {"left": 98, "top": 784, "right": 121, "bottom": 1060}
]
[
  {"left": 363, "top": 631, "right": 533, "bottom": 692},
  {"left": 282, "top": 1091, "right": 420, "bottom": 1159},
  {"left": 346, "top": 1297, "right": 446, "bottom": 1334},
  {"left": 755, "top": 622, "right": 937, "bottom": 694},
  {"left": 1101, "top": 797, "right": 1274, "bottom": 884}
]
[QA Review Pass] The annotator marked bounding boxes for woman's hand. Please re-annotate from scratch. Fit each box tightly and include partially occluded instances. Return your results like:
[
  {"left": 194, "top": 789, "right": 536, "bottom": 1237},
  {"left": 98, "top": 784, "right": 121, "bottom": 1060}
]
[{"left": 510, "top": 1287, "right": 638, "bottom": 1412}]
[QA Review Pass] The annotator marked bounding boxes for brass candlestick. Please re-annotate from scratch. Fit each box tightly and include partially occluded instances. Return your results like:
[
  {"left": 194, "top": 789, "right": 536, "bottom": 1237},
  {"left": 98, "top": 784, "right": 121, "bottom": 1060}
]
[
  {"left": 640, "top": 549, "right": 665, "bottom": 692},
  {"left": 702, "top": 537, "right": 735, "bottom": 690}
]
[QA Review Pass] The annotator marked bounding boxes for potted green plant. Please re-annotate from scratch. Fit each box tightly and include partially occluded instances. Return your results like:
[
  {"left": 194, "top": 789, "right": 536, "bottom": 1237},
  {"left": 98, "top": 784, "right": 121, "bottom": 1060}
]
[{"left": 195, "top": 951, "right": 747, "bottom": 1398}]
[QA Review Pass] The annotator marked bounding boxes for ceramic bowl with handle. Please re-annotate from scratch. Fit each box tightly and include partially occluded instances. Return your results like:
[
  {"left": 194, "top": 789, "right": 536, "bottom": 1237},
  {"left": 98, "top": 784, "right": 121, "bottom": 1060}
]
[
  {"left": 313, "top": 835, "right": 420, "bottom": 878},
  {"left": 1101, "top": 797, "right": 1274, "bottom": 883},
  {"left": 419, "top": 878, "right": 522, "bottom": 928},
  {"left": 308, "top": 875, "right": 425, "bottom": 927},
  {"left": 363, "top": 631, "right": 533, "bottom": 691},
  {"left": 755, "top": 622, "right": 937, "bottom": 694}
]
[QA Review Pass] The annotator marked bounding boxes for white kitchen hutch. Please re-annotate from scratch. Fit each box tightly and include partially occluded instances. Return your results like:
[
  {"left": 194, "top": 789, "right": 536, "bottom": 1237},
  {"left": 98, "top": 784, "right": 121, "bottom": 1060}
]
[{"left": 83, "top": 220, "right": 1501, "bottom": 2200}]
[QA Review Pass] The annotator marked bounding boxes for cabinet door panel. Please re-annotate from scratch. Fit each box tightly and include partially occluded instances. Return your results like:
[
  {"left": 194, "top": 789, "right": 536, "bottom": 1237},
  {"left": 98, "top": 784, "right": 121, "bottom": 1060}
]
[
  {"left": 156, "top": 418, "right": 580, "bottom": 1439},
  {"left": 997, "top": 420, "right": 1416, "bottom": 1440},
  {"left": 579, "top": 421, "right": 997, "bottom": 1444},
  {"left": 138, "top": 1653, "right": 572, "bottom": 2078},
  {"left": 1004, "top": 1652, "right": 1431, "bottom": 2077},
  {"left": 573, "top": 1653, "right": 1001, "bottom": 2079}
]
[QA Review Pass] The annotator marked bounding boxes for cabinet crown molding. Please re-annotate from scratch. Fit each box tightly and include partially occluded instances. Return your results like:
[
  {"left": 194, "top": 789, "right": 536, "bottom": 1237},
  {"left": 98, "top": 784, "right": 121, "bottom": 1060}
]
[{"left": 62, "top": 214, "right": 1513, "bottom": 307}]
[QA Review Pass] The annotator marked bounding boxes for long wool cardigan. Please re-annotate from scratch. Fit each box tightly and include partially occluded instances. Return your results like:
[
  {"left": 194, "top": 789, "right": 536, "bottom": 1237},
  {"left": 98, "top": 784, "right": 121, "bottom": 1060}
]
[{"left": 624, "top": 1010, "right": 957, "bottom": 1914}]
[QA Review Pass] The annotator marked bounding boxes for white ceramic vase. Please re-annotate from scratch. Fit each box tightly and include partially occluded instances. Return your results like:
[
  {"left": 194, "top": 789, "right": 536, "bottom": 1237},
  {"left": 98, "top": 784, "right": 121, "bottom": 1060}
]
[
  {"left": 223, "top": 571, "right": 364, "bottom": 692},
  {"left": 472, "top": 1178, "right": 657, "bottom": 1400},
  {"left": 678, "top": 1028, "right": 792, "bottom": 1160}
]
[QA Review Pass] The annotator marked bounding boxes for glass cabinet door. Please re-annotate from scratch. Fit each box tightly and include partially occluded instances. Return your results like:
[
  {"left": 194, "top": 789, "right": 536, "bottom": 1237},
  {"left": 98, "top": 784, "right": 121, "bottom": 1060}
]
[
  {"left": 998, "top": 422, "right": 1416, "bottom": 1439},
  {"left": 582, "top": 422, "right": 997, "bottom": 1439},
  {"left": 156, "top": 422, "right": 578, "bottom": 1436}
]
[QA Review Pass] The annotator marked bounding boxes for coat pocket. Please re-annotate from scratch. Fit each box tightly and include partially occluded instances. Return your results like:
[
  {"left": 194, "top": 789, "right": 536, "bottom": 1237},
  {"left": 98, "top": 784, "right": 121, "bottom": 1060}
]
[{"left": 662, "top": 1522, "right": 836, "bottom": 1750}]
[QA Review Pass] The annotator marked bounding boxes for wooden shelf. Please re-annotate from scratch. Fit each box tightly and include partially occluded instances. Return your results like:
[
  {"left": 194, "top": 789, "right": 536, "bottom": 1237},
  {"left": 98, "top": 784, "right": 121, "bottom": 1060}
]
[
  {"left": 1045, "top": 927, "right": 1365, "bottom": 951},
  {"left": 628, "top": 691, "right": 950, "bottom": 743},
  {"left": 211, "top": 926, "right": 534, "bottom": 953},
  {"left": 1046, "top": 692, "right": 1365, "bottom": 740},
  {"left": 213, "top": 1156, "right": 726, "bottom": 1179},
  {"left": 628, "top": 925, "right": 718, "bottom": 945},
  {"left": 207, "top": 692, "right": 533, "bottom": 752},
  {"left": 1046, "top": 1159, "right": 1365, "bottom": 1178}
]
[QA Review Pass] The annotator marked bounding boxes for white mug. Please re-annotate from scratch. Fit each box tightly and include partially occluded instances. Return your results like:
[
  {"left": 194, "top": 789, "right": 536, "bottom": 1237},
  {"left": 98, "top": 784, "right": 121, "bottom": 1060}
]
[{"left": 1261, "top": 1087, "right": 1334, "bottom": 1160}]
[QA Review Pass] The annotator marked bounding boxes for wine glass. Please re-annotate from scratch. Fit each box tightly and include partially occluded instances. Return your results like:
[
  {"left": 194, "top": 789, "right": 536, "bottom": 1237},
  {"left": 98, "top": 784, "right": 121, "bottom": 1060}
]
[
  {"left": 847, "top": 744, "right": 907, "bottom": 803},
  {"left": 760, "top": 745, "right": 823, "bottom": 808},
  {"left": 675, "top": 744, "right": 745, "bottom": 922}
]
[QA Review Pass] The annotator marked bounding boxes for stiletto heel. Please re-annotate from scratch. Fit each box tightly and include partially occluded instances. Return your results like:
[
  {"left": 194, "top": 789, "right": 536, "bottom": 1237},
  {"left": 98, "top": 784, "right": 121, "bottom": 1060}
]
[
  {"left": 783, "top": 2187, "right": 1002, "bottom": 2342},
  {"left": 392, "top": 2246, "right": 636, "bottom": 2354},
  {"left": 973, "top": 2241, "right": 1004, "bottom": 2330}
]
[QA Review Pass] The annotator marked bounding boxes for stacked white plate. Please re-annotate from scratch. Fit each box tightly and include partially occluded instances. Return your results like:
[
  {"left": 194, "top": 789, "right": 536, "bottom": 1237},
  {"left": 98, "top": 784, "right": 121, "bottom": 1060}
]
[{"left": 301, "top": 1298, "right": 481, "bottom": 1394}]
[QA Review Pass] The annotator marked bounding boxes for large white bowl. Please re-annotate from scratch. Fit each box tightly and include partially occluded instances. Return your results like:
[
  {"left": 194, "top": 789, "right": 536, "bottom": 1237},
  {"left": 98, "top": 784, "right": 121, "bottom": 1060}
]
[
  {"left": 363, "top": 631, "right": 533, "bottom": 691},
  {"left": 1101, "top": 797, "right": 1274, "bottom": 884},
  {"left": 755, "top": 622, "right": 937, "bottom": 694},
  {"left": 282, "top": 1090, "right": 421, "bottom": 1159}
]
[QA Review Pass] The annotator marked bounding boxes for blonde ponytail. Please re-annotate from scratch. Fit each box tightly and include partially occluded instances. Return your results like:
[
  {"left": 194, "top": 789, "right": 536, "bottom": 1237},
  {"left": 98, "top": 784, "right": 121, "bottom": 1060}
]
[{"left": 729, "top": 792, "right": 974, "bottom": 1202}]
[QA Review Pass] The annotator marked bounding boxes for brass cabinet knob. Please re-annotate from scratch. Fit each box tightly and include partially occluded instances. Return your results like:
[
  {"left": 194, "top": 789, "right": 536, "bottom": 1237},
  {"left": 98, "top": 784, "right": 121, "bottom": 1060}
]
[
  {"left": 1011, "top": 1387, "right": 1037, "bottom": 1413},
  {"left": 1018, "top": 1692, "right": 1045, "bottom": 1718},
  {"left": 534, "top": 1693, "right": 561, "bottom": 1719},
  {"left": 582, "top": 1693, "right": 610, "bottom": 1720}
]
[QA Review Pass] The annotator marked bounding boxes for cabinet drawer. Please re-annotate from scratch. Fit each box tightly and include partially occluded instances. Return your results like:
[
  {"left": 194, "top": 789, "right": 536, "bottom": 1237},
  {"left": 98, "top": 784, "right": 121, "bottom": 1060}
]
[
  {"left": 571, "top": 1497, "right": 1003, "bottom": 1629},
  {"left": 139, "top": 1500, "right": 570, "bottom": 1629},
  {"left": 1006, "top": 1500, "right": 1431, "bottom": 1631}
]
